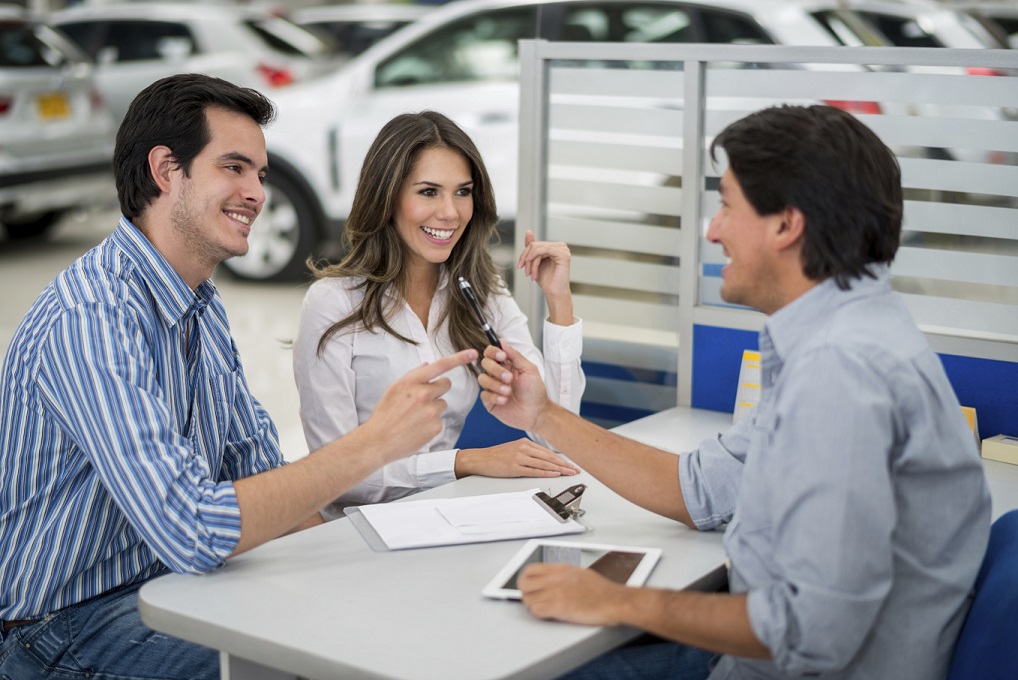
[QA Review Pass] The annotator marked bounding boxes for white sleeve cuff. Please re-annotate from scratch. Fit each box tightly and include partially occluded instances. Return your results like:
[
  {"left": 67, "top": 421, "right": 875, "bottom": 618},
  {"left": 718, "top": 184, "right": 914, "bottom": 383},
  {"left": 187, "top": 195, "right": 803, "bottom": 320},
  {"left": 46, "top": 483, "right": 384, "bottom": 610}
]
[{"left": 542, "top": 317, "right": 583, "bottom": 363}]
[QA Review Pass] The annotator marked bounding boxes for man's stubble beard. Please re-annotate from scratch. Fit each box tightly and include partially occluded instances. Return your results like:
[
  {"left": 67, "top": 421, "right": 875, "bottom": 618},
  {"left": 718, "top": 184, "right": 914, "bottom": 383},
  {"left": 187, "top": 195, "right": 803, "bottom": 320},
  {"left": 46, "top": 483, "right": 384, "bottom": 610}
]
[{"left": 170, "top": 177, "right": 246, "bottom": 272}]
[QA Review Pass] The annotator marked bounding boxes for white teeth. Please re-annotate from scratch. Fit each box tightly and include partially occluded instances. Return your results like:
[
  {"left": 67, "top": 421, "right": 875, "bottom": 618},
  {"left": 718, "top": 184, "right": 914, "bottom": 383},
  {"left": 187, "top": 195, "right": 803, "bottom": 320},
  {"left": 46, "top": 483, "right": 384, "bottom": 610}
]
[
  {"left": 226, "top": 212, "right": 251, "bottom": 225},
  {"left": 421, "top": 225, "right": 453, "bottom": 240}
]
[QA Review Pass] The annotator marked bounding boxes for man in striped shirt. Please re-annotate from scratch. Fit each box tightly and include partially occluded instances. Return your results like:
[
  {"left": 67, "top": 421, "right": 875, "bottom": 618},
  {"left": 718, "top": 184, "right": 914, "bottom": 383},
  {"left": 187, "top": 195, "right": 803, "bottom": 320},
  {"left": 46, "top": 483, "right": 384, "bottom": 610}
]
[{"left": 0, "top": 74, "right": 476, "bottom": 679}]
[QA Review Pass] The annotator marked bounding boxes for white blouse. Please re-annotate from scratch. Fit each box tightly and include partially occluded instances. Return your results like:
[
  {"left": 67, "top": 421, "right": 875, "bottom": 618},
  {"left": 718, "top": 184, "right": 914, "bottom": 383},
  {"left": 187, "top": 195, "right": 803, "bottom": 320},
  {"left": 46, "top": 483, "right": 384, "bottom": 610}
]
[{"left": 292, "top": 269, "right": 585, "bottom": 519}]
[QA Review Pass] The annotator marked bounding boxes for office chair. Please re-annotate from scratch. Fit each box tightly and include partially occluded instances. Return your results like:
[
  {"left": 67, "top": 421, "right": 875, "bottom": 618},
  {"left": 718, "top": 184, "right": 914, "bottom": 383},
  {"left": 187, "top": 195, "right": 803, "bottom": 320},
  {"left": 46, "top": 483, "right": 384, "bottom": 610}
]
[
  {"left": 947, "top": 508, "right": 1018, "bottom": 680},
  {"left": 455, "top": 395, "right": 527, "bottom": 450}
]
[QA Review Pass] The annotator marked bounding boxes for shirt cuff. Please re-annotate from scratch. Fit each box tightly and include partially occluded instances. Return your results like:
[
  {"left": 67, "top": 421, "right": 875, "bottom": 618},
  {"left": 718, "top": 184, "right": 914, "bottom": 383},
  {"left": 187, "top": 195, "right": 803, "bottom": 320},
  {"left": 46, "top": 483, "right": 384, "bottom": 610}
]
[
  {"left": 746, "top": 585, "right": 785, "bottom": 667},
  {"left": 415, "top": 449, "right": 458, "bottom": 487},
  {"left": 542, "top": 317, "right": 583, "bottom": 363}
]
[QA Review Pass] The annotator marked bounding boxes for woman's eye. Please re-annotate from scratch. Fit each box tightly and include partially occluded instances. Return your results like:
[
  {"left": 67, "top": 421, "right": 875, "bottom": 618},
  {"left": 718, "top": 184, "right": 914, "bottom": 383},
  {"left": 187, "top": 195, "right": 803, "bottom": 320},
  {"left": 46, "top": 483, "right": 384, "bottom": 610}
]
[
  {"left": 456, "top": 187, "right": 473, "bottom": 197},
  {"left": 419, "top": 188, "right": 437, "bottom": 197}
]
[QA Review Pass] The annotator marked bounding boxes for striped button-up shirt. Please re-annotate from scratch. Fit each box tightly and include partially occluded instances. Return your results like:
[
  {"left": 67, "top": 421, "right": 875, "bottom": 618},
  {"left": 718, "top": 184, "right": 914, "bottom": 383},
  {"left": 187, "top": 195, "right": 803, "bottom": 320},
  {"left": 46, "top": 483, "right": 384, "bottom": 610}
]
[{"left": 0, "top": 217, "right": 285, "bottom": 620}]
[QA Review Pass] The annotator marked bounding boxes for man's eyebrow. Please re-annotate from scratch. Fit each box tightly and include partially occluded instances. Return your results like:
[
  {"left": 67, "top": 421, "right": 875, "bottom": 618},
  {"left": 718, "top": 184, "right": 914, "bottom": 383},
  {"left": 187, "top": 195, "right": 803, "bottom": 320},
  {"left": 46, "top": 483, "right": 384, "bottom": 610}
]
[{"left": 219, "top": 151, "right": 269, "bottom": 175}]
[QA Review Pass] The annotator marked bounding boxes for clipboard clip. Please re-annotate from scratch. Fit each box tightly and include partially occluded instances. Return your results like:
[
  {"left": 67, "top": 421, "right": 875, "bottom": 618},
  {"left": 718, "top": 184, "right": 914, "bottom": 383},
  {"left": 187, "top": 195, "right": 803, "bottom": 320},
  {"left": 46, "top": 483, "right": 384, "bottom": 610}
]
[{"left": 533, "top": 484, "right": 587, "bottom": 523}]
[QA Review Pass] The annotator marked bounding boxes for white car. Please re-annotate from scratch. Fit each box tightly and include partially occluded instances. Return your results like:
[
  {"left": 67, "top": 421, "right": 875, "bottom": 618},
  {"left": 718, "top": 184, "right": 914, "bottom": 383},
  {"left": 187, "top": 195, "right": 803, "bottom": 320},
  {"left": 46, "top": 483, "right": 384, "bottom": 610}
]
[
  {"left": 810, "top": 1, "right": 1016, "bottom": 164},
  {"left": 50, "top": 2, "right": 338, "bottom": 125},
  {"left": 962, "top": 4, "right": 1018, "bottom": 48},
  {"left": 1, "top": 16, "right": 115, "bottom": 240},
  {"left": 290, "top": 3, "right": 434, "bottom": 62},
  {"left": 229, "top": 0, "right": 858, "bottom": 281}
]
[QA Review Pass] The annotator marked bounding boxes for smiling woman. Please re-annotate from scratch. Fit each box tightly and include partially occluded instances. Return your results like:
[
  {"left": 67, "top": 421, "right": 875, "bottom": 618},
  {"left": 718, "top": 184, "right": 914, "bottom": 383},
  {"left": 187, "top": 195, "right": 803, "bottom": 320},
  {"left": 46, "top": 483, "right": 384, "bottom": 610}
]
[{"left": 291, "top": 111, "right": 587, "bottom": 519}]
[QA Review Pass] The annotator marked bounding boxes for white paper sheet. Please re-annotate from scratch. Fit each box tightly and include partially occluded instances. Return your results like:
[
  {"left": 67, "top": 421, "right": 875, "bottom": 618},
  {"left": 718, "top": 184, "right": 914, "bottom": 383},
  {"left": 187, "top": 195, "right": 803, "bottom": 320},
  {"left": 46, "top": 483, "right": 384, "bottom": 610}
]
[{"left": 353, "top": 489, "right": 585, "bottom": 550}]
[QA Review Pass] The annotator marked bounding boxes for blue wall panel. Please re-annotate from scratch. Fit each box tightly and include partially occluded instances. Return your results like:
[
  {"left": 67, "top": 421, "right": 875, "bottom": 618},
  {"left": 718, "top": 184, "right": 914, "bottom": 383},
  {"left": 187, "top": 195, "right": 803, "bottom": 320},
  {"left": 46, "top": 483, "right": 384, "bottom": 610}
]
[
  {"left": 939, "top": 354, "right": 1018, "bottom": 438},
  {"left": 691, "top": 324, "right": 1017, "bottom": 439},
  {"left": 691, "top": 325, "right": 759, "bottom": 413}
]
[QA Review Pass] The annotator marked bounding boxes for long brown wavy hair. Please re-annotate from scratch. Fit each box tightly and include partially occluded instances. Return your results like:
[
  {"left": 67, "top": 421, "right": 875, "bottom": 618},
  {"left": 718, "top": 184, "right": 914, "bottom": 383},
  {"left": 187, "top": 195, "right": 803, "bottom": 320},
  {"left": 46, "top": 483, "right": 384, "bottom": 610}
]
[{"left": 310, "top": 111, "right": 502, "bottom": 361}]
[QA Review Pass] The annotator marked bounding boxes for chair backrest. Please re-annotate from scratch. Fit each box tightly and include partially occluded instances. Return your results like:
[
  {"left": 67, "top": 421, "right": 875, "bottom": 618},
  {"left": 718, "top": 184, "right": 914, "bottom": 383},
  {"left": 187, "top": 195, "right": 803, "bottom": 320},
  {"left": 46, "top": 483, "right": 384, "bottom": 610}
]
[
  {"left": 947, "top": 508, "right": 1018, "bottom": 680},
  {"left": 454, "top": 395, "right": 527, "bottom": 450}
]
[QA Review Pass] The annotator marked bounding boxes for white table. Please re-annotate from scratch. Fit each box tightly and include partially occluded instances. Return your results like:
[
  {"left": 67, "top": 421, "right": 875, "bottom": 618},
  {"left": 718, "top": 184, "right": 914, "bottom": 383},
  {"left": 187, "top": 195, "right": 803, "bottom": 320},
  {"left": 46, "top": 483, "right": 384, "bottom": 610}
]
[{"left": 139, "top": 407, "right": 734, "bottom": 680}]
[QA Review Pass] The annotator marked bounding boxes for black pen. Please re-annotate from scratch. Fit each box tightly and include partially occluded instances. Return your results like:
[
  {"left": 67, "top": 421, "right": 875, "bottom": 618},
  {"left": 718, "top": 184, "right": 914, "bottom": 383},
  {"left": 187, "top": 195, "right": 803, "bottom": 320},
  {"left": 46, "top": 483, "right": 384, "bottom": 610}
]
[{"left": 457, "top": 276, "right": 501, "bottom": 349}]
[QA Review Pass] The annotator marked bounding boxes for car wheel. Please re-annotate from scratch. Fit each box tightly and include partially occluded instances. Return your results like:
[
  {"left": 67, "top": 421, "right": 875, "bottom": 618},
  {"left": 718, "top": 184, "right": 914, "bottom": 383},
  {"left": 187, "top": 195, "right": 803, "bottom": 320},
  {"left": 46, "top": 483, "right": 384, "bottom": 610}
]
[
  {"left": 3, "top": 210, "right": 62, "bottom": 240},
  {"left": 223, "top": 168, "right": 318, "bottom": 282}
]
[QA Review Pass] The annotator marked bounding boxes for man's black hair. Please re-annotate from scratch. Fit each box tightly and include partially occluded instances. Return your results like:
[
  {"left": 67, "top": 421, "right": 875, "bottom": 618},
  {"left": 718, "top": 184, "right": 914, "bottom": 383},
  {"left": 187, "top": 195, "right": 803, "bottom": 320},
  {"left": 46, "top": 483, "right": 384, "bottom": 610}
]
[
  {"left": 711, "top": 105, "right": 902, "bottom": 289},
  {"left": 113, "top": 73, "right": 275, "bottom": 220}
]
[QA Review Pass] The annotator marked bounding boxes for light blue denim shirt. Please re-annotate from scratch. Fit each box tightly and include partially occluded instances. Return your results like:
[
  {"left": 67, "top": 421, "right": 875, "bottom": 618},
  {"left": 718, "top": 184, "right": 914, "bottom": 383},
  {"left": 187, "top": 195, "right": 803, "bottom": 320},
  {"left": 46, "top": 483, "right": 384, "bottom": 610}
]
[{"left": 680, "top": 265, "right": 991, "bottom": 679}]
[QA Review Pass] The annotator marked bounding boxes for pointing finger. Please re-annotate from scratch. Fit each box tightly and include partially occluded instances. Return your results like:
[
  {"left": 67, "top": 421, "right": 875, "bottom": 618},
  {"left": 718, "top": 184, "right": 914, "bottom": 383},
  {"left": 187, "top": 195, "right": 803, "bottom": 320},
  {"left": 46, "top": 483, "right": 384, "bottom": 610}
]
[{"left": 408, "top": 349, "right": 477, "bottom": 383}]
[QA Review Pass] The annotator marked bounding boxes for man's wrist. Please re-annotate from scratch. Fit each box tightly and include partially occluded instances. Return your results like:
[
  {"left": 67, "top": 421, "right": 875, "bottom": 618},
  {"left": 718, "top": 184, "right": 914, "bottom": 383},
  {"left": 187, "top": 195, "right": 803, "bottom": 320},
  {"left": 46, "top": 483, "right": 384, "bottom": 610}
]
[{"left": 532, "top": 401, "right": 565, "bottom": 440}]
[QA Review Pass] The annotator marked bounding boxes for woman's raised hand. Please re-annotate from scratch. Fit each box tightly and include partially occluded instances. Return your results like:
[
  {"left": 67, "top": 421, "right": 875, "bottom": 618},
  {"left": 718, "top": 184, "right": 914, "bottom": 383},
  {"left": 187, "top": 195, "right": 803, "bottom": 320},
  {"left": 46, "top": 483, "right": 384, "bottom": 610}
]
[{"left": 517, "top": 229, "right": 574, "bottom": 326}]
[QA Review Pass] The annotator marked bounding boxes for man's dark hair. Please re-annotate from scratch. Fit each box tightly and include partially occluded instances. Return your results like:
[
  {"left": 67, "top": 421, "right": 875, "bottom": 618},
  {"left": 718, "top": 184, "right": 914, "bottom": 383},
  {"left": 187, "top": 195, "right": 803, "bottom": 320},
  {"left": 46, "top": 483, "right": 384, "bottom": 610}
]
[
  {"left": 113, "top": 73, "right": 276, "bottom": 220},
  {"left": 711, "top": 105, "right": 902, "bottom": 289}
]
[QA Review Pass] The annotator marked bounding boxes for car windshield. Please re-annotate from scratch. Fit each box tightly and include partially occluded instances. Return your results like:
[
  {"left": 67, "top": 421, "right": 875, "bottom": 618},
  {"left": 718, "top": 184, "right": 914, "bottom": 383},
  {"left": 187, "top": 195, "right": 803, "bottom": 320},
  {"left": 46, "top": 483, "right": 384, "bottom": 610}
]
[
  {"left": 244, "top": 16, "right": 330, "bottom": 58},
  {"left": 1, "top": 21, "right": 80, "bottom": 67}
]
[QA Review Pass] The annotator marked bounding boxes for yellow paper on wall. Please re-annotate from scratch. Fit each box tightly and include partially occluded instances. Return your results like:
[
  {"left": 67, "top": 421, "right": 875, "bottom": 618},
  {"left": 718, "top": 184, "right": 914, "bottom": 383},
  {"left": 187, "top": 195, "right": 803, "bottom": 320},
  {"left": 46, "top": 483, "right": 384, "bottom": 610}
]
[
  {"left": 959, "top": 406, "right": 979, "bottom": 448},
  {"left": 733, "top": 350, "right": 761, "bottom": 425}
]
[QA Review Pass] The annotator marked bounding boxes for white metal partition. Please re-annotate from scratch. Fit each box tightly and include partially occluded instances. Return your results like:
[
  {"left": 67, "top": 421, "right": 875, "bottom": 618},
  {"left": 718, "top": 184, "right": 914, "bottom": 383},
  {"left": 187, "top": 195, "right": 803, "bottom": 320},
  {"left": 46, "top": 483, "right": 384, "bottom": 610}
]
[{"left": 516, "top": 41, "right": 1018, "bottom": 421}]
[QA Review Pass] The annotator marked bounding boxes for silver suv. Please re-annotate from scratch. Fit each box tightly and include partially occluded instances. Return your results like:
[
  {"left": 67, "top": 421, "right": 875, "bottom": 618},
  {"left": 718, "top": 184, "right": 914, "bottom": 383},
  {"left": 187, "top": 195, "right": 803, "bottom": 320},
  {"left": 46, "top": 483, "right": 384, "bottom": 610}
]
[{"left": 0, "top": 16, "right": 114, "bottom": 240}]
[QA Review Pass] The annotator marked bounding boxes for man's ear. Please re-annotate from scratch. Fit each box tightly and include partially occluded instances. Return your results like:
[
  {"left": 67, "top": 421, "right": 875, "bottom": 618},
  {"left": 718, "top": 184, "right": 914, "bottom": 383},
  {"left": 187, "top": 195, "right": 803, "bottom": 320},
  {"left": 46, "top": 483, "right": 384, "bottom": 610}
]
[
  {"left": 773, "top": 205, "right": 806, "bottom": 252},
  {"left": 148, "top": 146, "right": 177, "bottom": 195}
]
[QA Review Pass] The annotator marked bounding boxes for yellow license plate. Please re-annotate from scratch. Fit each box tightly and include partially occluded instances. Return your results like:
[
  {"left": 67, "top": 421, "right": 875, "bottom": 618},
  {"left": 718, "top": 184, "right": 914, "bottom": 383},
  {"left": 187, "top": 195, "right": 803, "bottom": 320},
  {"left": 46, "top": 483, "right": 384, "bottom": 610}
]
[{"left": 36, "top": 92, "right": 71, "bottom": 120}]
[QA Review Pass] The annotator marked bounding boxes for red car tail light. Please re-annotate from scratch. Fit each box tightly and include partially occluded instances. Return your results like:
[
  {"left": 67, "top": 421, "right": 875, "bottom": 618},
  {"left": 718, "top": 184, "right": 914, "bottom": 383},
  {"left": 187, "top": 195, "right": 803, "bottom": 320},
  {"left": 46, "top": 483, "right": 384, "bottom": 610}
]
[
  {"left": 257, "top": 63, "right": 295, "bottom": 88},
  {"left": 824, "top": 99, "right": 882, "bottom": 115},
  {"left": 965, "top": 66, "right": 1005, "bottom": 77},
  {"left": 0, "top": 95, "right": 12, "bottom": 116}
]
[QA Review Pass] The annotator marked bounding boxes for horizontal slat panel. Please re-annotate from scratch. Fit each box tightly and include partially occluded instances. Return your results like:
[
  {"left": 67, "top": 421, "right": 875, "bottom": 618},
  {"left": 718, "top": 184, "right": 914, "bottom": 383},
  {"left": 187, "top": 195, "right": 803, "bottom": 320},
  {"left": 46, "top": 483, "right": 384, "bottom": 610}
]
[
  {"left": 550, "top": 67, "right": 683, "bottom": 97},
  {"left": 708, "top": 69, "right": 1018, "bottom": 108},
  {"left": 548, "top": 216, "right": 681, "bottom": 256},
  {"left": 584, "top": 377, "right": 677, "bottom": 413},
  {"left": 571, "top": 256, "right": 680, "bottom": 295},
  {"left": 549, "top": 139, "right": 683, "bottom": 175},
  {"left": 573, "top": 294, "right": 678, "bottom": 332},
  {"left": 902, "top": 294, "right": 1018, "bottom": 340},
  {"left": 902, "top": 201, "right": 1017, "bottom": 240},
  {"left": 549, "top": 178, "right": 682, "bottom": 215},
  {"left": 861, "top": 114, "right": 1018, "bottom": 154},
  {"left": 550, "top": 103, "right": 683, "bottom": 137},
  {"left": 899, "top": 158, "right": 1018, "bottom": 197},
  {"left": 893, "top": 248, "right": 1018, "bottom": 288},
  {"left": 585, "top": 333, "right": 678, "bottom": 371}
]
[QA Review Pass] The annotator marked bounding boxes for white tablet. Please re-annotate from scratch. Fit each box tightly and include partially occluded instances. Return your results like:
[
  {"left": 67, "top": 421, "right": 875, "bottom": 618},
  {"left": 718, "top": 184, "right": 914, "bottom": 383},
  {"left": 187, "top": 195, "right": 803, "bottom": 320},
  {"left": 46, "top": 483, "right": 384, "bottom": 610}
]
[{"left": 482, "top": 539, "right": 662, "bottom": 600}]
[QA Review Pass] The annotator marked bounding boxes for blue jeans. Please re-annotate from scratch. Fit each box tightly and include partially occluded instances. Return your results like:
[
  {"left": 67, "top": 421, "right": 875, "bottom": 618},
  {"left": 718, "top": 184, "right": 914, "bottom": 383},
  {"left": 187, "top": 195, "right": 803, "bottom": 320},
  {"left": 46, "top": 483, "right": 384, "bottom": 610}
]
[
  {"left": 0, "top": 580, "right": 217, "bottom": 680},
  {"left": 560, "top": 637, "right": 716, "bottom": 680}
]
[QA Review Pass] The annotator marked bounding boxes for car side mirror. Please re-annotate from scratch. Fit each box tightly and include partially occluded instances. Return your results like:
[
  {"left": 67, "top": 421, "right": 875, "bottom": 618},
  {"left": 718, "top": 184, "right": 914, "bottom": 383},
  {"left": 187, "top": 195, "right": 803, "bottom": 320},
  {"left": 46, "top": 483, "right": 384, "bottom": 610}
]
[
  {"left": 156, "top": 37, "right": 192, "bottom": 63},
  {"left": 96, "top": 45, "right": 118, "bottom": 65}
]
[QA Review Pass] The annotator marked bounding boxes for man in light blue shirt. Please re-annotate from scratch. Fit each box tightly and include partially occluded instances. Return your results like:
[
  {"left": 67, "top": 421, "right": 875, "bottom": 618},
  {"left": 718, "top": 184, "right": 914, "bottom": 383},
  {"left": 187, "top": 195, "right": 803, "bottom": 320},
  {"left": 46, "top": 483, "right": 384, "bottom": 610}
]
[
  {"left": 0, "top": 74, "right": 475, "bottom": 679},
  {"left": 476, "top": 105, "right": 991, "bottom": 679}
]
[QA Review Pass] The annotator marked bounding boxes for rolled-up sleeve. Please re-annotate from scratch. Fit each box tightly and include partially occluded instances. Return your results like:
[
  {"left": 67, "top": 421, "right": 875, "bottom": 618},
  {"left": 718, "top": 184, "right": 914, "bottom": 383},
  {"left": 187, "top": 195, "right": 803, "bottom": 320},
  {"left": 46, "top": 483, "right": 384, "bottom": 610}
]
[
  {"left": 678, "top": 415, "right": 751, "bottom": 531},
  {"left": 36, "top": 304, "right": 241, "bottom": 574},
  {"left": 742, "top": 346, "right": 896, "bottom": 674}
]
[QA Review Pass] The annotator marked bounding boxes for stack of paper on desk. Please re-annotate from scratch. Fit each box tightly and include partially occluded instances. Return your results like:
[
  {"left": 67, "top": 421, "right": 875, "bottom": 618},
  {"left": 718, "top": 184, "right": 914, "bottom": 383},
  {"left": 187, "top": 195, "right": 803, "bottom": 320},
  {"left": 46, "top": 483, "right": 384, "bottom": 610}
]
[{"left": 345, "top": 488, "right": 586, "bottom": 551}]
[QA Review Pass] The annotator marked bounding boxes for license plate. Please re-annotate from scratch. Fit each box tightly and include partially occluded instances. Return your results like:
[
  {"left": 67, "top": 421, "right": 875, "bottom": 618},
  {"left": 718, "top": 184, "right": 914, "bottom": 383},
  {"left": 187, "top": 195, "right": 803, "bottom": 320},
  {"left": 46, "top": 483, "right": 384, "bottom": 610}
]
[{"left": 36, "top": 92, "right": 70, "bottom": 120}]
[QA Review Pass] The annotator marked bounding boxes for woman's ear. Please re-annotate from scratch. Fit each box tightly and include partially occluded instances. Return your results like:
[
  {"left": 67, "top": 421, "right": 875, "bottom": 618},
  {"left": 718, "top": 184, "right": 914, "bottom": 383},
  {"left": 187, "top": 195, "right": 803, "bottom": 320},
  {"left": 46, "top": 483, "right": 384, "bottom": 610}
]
[{"left": 147, "top": 146, "right": 177, "bottom": 195}]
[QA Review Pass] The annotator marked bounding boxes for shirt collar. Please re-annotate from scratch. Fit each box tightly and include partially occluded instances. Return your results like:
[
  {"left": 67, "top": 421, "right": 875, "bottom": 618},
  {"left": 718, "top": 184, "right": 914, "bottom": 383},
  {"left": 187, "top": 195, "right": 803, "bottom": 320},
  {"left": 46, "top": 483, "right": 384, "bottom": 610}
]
[
  {"left": 762, "top": 264, "right": 892, "bottom": 367},
  {"left": 111, "top": 216, "right": 217, "bottom": 328}
]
